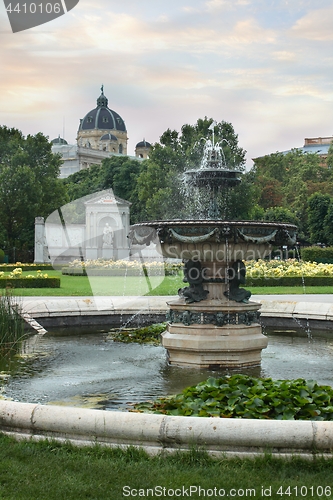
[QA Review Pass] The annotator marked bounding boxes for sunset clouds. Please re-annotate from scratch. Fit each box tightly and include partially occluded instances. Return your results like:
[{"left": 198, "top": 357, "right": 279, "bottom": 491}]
[{"left": 1, "top": 0, "right": 333, "bottom": 165}]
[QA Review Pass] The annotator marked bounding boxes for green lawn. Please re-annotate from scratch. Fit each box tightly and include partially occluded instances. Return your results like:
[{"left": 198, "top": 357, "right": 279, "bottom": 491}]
[
  {"left": 0, "top": 435, "right": 332, "bottom": 500},
  {"left": 248, "top": 286, "right": 333, "bottom": 295},
  {"left": 2, "top": 269, "right": 333, "bottom": 296}
]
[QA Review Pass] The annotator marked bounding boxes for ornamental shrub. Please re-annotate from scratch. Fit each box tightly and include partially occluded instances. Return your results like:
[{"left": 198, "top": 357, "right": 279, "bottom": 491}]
[
  {"left": 0, "top": 249, "right": 5, "bottom": 264},
  {"left": 0, "top": 278, "right": 60, "bottom": 288},
  {"left": 301, "top": 246, "right": 333, "bottom": 263}
]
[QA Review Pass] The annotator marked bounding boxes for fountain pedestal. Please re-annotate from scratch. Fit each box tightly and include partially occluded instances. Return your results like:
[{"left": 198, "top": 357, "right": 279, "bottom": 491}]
[{"left": 163, "top": 299, "right": 267, "bottom": 368}]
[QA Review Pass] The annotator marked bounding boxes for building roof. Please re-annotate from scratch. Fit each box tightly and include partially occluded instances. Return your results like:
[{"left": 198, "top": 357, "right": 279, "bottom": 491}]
[
  {"left": 254, "top": 136, "right": 332, "bottom": 162},
  {"left": 100, "top": 133, "right": 118, "bottom": 141},
  {"left": 51, "top": 136, "right": 68, "bottom": 145},
  {"left": 136, "top": 139, "right": 151, "bottom": 148},
  {"left": 282, "top": 144, "right": 331, "bottom": 156},
  {"left": 79, "top": 86, "right": 127, "bottom": 133}
]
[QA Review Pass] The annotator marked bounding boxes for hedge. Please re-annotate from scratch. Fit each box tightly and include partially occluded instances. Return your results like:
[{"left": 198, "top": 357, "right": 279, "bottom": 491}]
[
  {"left": 246, "top": 276, "right": 333, "bottom": 287},
  {"left": 0, "top": 278, "right": 60, "bottom": 288},
  {"left": 301, "top": 247, "right": 333, "bottom": 264},
  {"left": 62, "top": 267, "right": 180, "bottom": 277}
]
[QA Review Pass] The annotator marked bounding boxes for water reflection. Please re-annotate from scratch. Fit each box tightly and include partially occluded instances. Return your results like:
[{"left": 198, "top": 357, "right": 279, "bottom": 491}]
[{"left": 3, "top": 327, "right": 333, "bottom": 411}]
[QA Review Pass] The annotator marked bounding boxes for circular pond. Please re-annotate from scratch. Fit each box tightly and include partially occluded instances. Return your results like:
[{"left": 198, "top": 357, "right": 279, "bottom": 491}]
[{"left": 2, "top": 327, "right": 333, "bottom": 411}]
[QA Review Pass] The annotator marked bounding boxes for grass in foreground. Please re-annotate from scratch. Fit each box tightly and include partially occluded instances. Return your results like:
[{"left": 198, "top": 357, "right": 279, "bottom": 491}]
[{"left": 0, "top": 435, "right": 333, "bottom": 500}]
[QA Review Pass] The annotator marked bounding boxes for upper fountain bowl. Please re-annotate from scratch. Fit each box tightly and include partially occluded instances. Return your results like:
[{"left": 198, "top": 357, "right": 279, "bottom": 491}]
[
  {"left": 129, "top": 220, "right": 297, "bottom": 261},
  {"left": 185, "top": 168, "right": 242, "bottom": 188}
]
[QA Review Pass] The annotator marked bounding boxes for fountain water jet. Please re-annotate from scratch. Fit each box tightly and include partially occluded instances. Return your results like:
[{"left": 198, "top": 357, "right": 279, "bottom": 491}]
[{"left": 129, "top": 132, "right": 297, "bottom": 368}]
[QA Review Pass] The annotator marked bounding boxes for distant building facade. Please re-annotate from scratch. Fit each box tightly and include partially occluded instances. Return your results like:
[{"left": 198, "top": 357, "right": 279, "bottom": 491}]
[
  {"left": 52, "top": 86, "right": 151, "bottom": 178},
  {"left": 254, "top": 135, "right": 333, "bottom": 166}
]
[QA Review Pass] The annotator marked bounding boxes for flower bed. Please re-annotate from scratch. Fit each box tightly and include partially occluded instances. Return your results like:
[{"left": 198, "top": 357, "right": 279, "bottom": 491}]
[
  {"left": 0, "top": 268, "right": 60, "bottom": 288},
  {"left": 245, "top": 259, "right": 333, "bottom": 286},
  {"left": 63, "top": 258, "right": 333, "bottom": 285},
  {"left": 62, "top": 259, "right": 182, "bottom": 277},
  {"left": 245, "top": 259, "right": 333, "bottom": 278}
]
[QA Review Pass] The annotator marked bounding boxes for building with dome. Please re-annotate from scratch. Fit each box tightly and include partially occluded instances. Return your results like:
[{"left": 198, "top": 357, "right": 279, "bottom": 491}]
[
  {"left": 52, "top": 86, "right": 151, "bottom": 178},
  {"left": 135, "top": 140, "right": 151, "bottom": 159}
]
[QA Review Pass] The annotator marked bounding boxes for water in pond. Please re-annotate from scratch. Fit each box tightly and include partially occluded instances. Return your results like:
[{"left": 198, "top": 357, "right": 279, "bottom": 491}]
[{"left": 2, "top": 327, "right": 333, "bottom": 411}]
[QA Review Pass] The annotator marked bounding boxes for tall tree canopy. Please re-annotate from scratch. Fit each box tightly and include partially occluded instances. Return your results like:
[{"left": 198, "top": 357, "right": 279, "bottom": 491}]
[
  {"left": 252, "top": 149, "right": 333, "bottom": 241},
  {"left": 63, "top": 156, "right": 143, "bottom": 223},
  {"left": 0, "top": 126, "right": 67, "bottom": 255}
]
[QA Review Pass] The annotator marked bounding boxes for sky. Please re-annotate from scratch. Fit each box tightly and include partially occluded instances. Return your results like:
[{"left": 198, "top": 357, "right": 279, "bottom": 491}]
[{"left": 1, "top": 0, "right": 333, "bottom": 167}]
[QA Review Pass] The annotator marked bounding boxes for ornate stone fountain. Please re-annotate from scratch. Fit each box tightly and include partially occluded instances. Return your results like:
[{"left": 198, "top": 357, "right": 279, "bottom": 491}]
[{"left": 129, "top": 131, "right": 297, "bottom": 368}]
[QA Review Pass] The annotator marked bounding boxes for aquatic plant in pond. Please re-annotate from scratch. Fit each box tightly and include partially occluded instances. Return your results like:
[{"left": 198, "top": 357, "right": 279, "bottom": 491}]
[
  {"left": 0, "top": 292, "right": 26, "bottom": 353},
  {"left": 134, "top": 375, "right": 333, "bottom": 420},
  {"left": 108, "top": 323, "right": 166, "bottom": 345}
]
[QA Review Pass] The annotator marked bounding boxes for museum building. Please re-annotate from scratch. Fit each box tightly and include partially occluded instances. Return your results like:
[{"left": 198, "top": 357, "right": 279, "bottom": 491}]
[{"left": 51, "top": 87, "right": 151, "bottom": 178}]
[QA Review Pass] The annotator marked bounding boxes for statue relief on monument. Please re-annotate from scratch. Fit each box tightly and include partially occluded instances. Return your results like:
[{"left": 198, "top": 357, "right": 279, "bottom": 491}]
[{"left": 102, "top": 223, "right": 113, "bottom": 247}]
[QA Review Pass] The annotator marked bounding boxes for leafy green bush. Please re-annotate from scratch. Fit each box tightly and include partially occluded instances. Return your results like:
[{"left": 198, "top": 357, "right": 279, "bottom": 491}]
[
  {"left": 0, "top": 249, "right": 5, "bottom": 264},
  {"left": 134, "top": 375, "right": 333, "bottom": 420},
  {"left": 301, "top": 247, "right": 333, "bottom": 263}
]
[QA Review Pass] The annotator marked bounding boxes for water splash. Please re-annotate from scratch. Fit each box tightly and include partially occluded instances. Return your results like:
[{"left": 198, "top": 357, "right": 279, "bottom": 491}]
[{"left": 294, "top": 246, "right": 312, "bottom": 339}]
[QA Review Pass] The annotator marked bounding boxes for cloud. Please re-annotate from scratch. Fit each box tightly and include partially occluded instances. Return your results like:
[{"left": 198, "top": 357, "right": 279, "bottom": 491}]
[
  {"left": 272, "top": 50, "right": 297, "bottom": 62},
  {"left": 1, "top": 0, "right": 333, "bottom": 161},
  {"left": 205, "top": 0, "right": 250, "bottom": 12},
  {"left": 45, "top": 11, "right": 277, "bottom": 57},
  {"left": 291, "top": 6, "right": 333, "bottom": 41}
]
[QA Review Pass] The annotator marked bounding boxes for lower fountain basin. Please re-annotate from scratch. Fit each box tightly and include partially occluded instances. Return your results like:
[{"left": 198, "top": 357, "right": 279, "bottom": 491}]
[{"left": 3, "top": 327, "right": 333, "bottom": 411}]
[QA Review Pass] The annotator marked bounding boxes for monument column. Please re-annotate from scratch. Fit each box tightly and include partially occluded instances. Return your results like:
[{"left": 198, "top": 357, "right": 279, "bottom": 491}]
[{"left": 34, "top": 217, "right": 48, "bottom": 263}]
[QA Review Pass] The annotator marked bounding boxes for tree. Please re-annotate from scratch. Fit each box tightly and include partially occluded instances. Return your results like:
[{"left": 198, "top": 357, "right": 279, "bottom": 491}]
[
  {"left": 263, "top": 207, "right": 298, "bottom": 225},
  {"left": 63, "top": 164, "right": 103, "bottom": 202},
  {"left": 307, "top": 193, "right": 331, "bottom": 244},
  {"left": 252, "top": 148, "right": 333, "bottom": 239},
  {"left": 323, "top": 200, "right": 333, "bottom": 246},
  {"left": 63, "top": 156, "right": 144, "bottom": 223},
  {"left": 0, "top": 126, "right": 67, "bottom": 256},
  {"left": 327, "top": 141, "right": 333, "bottom": 170}
]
